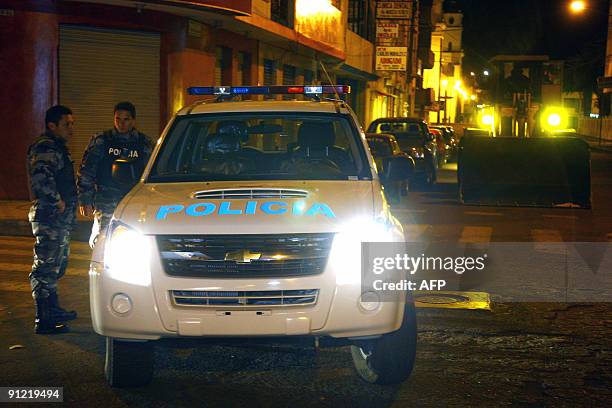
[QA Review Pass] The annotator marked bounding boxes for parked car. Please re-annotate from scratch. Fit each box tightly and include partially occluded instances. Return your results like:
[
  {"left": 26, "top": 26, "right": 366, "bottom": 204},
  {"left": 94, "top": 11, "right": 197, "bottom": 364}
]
[
  {"left": 367, "top": 117, "right": 437, "bottom": 187},
  {"left": 429, "top": 128, "right": 447, "bottom": 166},
  {"left": 430, "top": 125, "right": 458, "bottom": 162},
  {"left": 366, "top": 133, "right": 415, "bottom": 203}
]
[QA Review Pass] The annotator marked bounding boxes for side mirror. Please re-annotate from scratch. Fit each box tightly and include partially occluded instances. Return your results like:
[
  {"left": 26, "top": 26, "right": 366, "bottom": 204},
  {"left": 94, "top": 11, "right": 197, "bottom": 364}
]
[
  {"left": 112, "top": 158, "right": 139, "bottom": 185},
  {"left": 385, "top": 156, "right": 414, "bottom": 181}
]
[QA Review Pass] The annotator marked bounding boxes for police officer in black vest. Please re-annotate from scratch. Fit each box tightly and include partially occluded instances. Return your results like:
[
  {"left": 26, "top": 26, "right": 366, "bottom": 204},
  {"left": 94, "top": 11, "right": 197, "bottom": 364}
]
[
  {"left": 27, "top": 105, "right": 79, "bottom": 334},
  {"left": 77, "top": 102, "right": 153, "bottom": 247}
]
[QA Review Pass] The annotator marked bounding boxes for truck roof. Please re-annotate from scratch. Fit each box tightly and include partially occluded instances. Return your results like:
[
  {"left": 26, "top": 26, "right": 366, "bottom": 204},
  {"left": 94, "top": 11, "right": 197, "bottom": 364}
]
[{"left": 178, "top": 100, "right": 349, "bottom": 115}]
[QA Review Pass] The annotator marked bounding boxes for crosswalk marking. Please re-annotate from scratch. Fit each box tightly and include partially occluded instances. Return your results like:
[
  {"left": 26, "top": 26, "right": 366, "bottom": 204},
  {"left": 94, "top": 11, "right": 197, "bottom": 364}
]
[
  {"left": 0, "top": 262, "right": 86, "bottom": 276},
  {"left": 459, "top": 226, "right": 493, "bottom": 243},
  {"left": 464, "top": 211, "right": 503, "bottom": 217},
  {"left": 531, "top": 229, "right": 563, "bottom": 242},
  {"left": 0, "top": 248, "right": 91, "bottom": 261},
  {"left": 531, "top": 229, "right": 565, "bottom": 254},
  {"left": 0, "top": 236, "right": 91, "bottom": 252},
  {"left": 542, "top": 214, "right": 578, "bottom": 220}
]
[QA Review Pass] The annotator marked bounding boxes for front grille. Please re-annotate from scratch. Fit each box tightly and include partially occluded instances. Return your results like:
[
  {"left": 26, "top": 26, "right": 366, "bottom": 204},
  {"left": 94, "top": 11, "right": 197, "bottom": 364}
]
[
  {"left": 192, "top": 189, "right": 309, "bottom": 200},
  {"left": 157, "top": 234, "right": 334, "bottom": 278},
  {"left": 171, "top": 289, "right": 319, "bottom": 307}
]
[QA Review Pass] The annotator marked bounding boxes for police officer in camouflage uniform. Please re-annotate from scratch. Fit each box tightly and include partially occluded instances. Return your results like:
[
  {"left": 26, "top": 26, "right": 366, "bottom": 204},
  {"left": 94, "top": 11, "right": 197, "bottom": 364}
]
[
  {"left": 78, "top": 102, "right": 153, "bottom": 247},
  {"left": 27, "top": 105, "right": 79, "bottom": 334}
]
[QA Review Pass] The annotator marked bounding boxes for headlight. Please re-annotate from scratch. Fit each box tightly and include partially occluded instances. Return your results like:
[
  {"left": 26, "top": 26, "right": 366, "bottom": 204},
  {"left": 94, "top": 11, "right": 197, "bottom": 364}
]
[
  {"left": 410, "top": 147, "right": 425, "bottom": 159},
  {"left": 330, "top": 216, "right": 401, "bottom": 285},
  {"left": 104, "top": 222, "right": 151, "bottom": 286}
]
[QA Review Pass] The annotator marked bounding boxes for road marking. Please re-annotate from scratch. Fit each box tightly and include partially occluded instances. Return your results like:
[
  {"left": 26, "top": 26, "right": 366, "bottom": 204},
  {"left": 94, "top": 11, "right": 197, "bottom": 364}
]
[
  {"left": 403, "top": 224, "right": 429, "bottom": 241},
  {"left": 464, "top": 211, "right": 504, "bottom": 217},
  {"left": 0, "top": 263, "right": 87, "bottom": 276},
  {"left": 459, "top": 226, "right": 493, "bottom": 243},
  {"left": 542, "top": 214, "right": 578, "bottom": 220},
  {"left": 0, "top": 237, "right": 91, "bottom": 252},
  {"left": 531, "top": 229, "right": 563, "bottom": 242},
  {"left": 531, "top": 229, "right": 565, "bottom": 254},
  {"left": 0, "top": 248, "right": 91, "bottom": 261},
  {"left": 392, "top": 208, "right": 427, "bottom": 214}
]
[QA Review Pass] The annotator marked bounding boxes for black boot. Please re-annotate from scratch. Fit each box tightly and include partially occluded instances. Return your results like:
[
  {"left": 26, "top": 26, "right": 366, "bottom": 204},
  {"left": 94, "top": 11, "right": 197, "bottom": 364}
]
[
  {"left": 35, "top": 297, "right": 70, "bottom": 334},
  {"left": 48, "top": 292, "right": 77, "bottom": 321}
]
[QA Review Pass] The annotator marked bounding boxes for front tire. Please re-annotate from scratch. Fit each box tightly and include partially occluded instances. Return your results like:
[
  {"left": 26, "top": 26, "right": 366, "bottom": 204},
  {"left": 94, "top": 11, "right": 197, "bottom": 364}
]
[
  {"left": 105, "top": 337, "right": 154, "bottom": 387},
  {"left": 350, "top": 302, "right": 417, "bottom": 385}
]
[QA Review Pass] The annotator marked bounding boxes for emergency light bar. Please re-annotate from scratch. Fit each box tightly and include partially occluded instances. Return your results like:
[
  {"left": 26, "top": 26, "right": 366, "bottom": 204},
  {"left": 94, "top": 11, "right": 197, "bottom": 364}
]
[{"left": 187, "top": 85, "right": 350, "bottom": 96}]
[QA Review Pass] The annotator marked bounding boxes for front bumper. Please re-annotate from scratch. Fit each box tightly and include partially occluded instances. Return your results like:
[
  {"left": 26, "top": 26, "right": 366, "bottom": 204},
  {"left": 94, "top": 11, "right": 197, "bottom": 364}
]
[{"left": 90, "top": 236, "right": 406, "bottom": 340}]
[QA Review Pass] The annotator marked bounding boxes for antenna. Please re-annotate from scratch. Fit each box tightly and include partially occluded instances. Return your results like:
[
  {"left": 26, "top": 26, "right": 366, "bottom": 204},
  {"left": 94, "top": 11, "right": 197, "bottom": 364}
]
[{"left": 318, "top": 60, "right": 342, "bottom": 102}]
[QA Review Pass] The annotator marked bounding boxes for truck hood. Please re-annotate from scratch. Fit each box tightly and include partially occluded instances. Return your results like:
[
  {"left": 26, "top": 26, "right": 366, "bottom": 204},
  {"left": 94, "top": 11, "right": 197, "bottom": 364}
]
[{"left": 116, "top": 180, "right": 375, "bottom": 235}]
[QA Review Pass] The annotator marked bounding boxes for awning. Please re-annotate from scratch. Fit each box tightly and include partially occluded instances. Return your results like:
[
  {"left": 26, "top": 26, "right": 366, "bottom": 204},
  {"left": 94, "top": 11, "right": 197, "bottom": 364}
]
[{"left": 337, "top": 63, "right": 379, "bottom": 82}]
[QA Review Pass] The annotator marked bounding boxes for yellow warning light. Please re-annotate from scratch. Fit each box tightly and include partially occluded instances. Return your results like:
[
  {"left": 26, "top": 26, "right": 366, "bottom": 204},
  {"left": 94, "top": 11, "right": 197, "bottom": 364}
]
[
  {"left": 481, "top": 114, "right": 494, "bottom": 126},
  {"left": 541, "top": 107, "right": 568, "bottom": 131},
  {"left": 547, "top": 113, "right": 561, "bottom": 127}
]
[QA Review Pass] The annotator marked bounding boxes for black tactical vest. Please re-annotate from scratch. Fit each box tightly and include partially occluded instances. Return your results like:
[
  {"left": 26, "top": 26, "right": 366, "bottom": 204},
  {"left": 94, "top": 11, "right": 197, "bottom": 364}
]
[{"left": 97, "top": 130, "right": 148, "bottom": 194}]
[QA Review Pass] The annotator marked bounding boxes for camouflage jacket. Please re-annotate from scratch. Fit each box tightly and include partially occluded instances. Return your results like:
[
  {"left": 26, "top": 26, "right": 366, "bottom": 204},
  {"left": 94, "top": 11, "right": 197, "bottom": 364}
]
[
  {"left": 27, "top": 131, "right": 77, "bottom": 222},
  {"left": 77, "top": 128, "right": 153, "bottom": 209}
]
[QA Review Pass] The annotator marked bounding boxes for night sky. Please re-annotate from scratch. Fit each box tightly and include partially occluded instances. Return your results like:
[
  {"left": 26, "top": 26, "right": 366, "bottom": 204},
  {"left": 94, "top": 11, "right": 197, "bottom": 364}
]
[{"left": 454, "top": 0, "right": 608, "bottom": 74}]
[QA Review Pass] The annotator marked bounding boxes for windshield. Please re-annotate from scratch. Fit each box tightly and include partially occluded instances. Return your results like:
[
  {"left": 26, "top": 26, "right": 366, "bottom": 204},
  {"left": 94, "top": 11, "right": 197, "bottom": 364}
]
[
  {"left": 369, "top": 121, "right": 427, "bottom": 139},
  {"left": 148, "top": 113, "right": 370, "bottom": 182},
  {"left": 367, "top": 138, "right": 393, "bottom": 156}
]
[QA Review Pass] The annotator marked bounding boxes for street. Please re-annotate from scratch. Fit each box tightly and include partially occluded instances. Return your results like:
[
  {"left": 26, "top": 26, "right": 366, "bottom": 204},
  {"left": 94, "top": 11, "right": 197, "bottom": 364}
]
[{"left": 0, "top": 152, "right": 609, "bottom": 406}]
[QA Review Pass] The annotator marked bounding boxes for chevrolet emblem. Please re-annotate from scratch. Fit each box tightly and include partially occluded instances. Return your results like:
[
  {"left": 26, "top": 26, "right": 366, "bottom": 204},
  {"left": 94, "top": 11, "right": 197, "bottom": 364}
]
[{"left": 225, "top": 249, "right": 262, "bottom": 263}]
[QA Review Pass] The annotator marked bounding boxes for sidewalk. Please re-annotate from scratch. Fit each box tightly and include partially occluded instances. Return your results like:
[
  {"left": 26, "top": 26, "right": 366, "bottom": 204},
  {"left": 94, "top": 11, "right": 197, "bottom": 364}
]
[
  {"left": 0, "top": 200, "right": 92, "bottom": 241},
  {"left": 576, "top": 133, "right": 612, "bottom": 153}
]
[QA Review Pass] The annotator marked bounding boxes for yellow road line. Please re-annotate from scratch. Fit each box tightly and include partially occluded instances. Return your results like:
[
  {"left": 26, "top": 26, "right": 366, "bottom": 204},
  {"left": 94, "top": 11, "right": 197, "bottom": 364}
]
[{"left": 459, "top": 226, "right": 492, "bottom": 243}]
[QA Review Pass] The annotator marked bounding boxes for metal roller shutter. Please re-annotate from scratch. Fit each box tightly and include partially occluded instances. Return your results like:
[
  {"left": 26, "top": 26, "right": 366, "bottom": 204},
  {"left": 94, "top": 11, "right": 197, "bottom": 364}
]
[{"left": 59, "top": 26, "right": 160, "bottom": 168}]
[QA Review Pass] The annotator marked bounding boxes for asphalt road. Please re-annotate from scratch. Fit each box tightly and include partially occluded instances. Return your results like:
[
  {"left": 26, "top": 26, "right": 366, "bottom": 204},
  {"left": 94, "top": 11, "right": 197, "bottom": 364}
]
[{"left": 0, "top": 152, "right": 611, "bottom": 407}]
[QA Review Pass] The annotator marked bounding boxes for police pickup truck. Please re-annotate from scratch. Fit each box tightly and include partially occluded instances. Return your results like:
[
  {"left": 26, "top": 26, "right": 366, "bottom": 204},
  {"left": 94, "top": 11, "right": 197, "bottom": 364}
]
[{"left": 89, "top": 85, "right": 416, "bottom": 387}]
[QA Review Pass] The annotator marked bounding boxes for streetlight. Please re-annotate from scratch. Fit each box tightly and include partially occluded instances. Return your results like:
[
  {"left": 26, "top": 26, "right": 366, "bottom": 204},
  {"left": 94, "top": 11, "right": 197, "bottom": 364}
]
[
  {"left": 483, "top": 70, "right": 490, "bottom": 76},
  {"left": 569, "top": 0, "right": 587, "bottom": 13}
]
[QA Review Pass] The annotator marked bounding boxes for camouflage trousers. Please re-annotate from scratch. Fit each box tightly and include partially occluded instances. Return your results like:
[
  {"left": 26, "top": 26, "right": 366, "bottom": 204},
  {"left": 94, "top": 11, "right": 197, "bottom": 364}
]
[{"left": 30, "top": 222, "right": 71, "bottom": 300}]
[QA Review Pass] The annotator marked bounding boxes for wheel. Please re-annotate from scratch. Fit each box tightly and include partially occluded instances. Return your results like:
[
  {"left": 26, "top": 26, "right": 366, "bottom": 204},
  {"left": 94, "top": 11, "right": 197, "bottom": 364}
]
[
  {"left": 105, "top": 337, "right": 154, "bottom": 387},
  {"left": 423, "top": 163, "right": 436, "bottom": 188},
  {"left": 400, "top": 180, "right": 409, "bottom": 196},
  {"left": 350, "top": 302, "right": 417, "bottom": 385},
  {"left": 385, "top": 182, "right": 401, "bottom": 204}
]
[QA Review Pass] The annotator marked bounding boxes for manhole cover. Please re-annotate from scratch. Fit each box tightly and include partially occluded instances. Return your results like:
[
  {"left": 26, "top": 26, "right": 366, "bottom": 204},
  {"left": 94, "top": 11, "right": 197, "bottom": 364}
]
[
  {"left": 415, "top": 294, "right": 470, "bottom": 304},
  {"left": 413, "top": 291, "right": 492, "bottom": 310}
]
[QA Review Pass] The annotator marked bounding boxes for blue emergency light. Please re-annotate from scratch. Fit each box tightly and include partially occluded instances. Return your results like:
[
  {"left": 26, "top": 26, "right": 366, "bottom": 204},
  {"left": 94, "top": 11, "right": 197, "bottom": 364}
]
[{"left": 187, "top": 85, "right": 351, "bottom": 96}]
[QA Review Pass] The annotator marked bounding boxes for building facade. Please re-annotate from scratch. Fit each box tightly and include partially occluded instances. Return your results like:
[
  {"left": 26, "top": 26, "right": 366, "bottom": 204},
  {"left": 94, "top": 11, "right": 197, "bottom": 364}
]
[{"left": 1, "top": 0, "right": 461, "bottom": 199}]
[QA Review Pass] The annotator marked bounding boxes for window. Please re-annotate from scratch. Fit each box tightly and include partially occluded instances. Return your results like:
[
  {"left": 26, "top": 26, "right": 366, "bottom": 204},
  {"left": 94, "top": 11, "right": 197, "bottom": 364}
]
[
  {"left": 271, "top": 0, "right": 294, "bottom": 28},
  {"left": 264, "top": 59, "right": 277, "bottom": 100},
  {"left": 448, "top": 42, "right": 453, "bottom": 52},
  {"left": 282, "top": 64, "right": 296, "bottom": 100},
  {"left": 348, "top": 0, "right": 374, "bottom": 41},
  {"left": 303, "top": 69, "right": 314, "bottom": 85},
  {"left": 236, "top": 52, "right": 251, "bottom": 86},
  {"left": 215, "top": 46, "right": 232, "bottom": 86}
]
